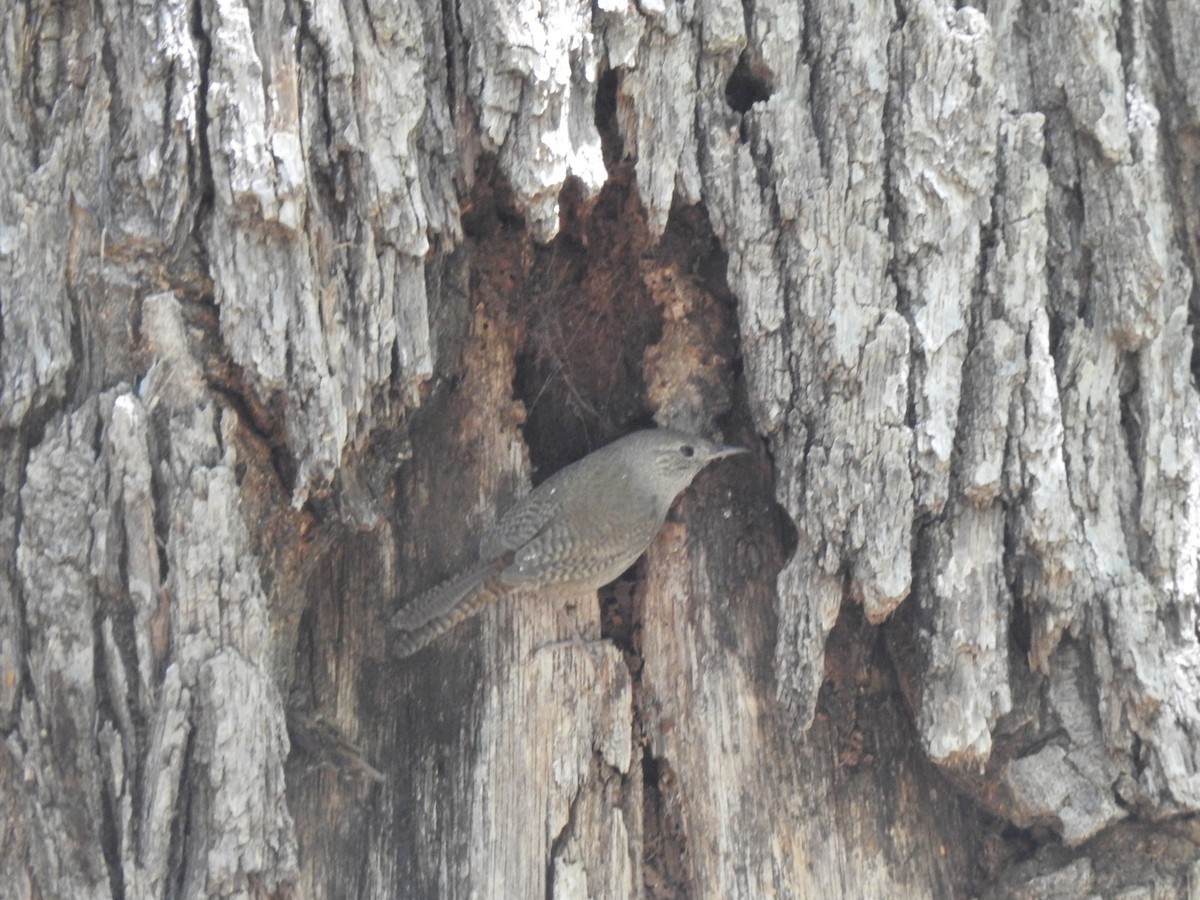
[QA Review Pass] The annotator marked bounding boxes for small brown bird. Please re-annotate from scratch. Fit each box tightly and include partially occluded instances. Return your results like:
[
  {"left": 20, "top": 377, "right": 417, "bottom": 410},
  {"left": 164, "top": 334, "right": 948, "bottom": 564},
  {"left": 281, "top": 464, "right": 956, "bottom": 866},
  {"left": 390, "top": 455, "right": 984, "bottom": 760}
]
[{"left": 392, "top": 428, "right": 746, "bottom": 656}]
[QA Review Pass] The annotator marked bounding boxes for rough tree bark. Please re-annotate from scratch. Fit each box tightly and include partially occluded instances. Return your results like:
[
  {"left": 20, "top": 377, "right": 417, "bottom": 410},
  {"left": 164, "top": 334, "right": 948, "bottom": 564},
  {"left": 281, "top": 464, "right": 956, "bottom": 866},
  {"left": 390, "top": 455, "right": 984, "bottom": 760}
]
[{"left": 3, "top": 0, "right": 1200, "bottom": 898}]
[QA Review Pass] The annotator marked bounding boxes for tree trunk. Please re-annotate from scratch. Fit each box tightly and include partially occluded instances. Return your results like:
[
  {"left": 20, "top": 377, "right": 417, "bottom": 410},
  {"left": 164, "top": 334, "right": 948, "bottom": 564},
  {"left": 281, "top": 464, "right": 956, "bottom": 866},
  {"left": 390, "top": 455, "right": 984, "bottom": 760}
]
[{"left": 3, "top": 0, "right": 1199, "bottom": 897}]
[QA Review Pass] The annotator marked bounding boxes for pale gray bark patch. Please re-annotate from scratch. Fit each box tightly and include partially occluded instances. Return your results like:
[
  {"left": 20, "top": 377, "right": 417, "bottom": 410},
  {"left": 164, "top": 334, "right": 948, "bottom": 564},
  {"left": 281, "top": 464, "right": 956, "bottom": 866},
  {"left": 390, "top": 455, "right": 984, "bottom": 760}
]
[
  {"left": 1059, "top": 0, "right": 1130, "bottom": 163},
  {"left": 95, "top": 0, "right": 200, "bottom": 244},
  {"left": 1023, "top": 0, "right": 1200, "bottom": 822},
  {"left": 0, "top": 2, "right": 84, "bottom": 428},
  {"left": 637, "top": 515, "right": 971, "bottom": 898},
  {"left": 13, "top": 381, "right": 190, "bottom": 898},
  {"left": 142, "top": 294, "right": 298, "bottom": 896},
  {"left": 671, "top": 0, "right": 1200, "bottom": 852},
  {"left": 906, "top": 110, "right": 1049, "bottom": 767},
  {"left": 0, "top": 177, "right": 73, "bottom": 427},
  {"left": 200, "top": 0, "right": 443, "bottom": 505},
  {"left": 458, "top": 0, "right": 606, "bottom": 239},
  {"left": 0, "top": 0, "right": 197, "bottom": 439},
  {"left": 381, "top": 589, "right": 637, "bottom": 899},
  {"left": 550, "top": 753, "right": 638, "bottom": 900},
  {"left": 914, "top": 497, "right": 1013, "bottom": 766},
  {"left": 1166, "top": 0, "right": 1200, "bottom": 128},
  {"left": 696, "top": 0, "right": 909, "bottom": 724},
  {"left": 890, "top": 5, "right": 998, "bottom": 518},
  {"left": 202, "top": 0, "right": 345, "bottom": 504},
  {"left": 465, "top": 636, "right": 633, "bottom": 897},
  {"left": 183, "top": 650, "right": 296, "bottom": 900},
  {"left": 15, "top": 398, "right": 111, "bottom": 898},
  {"left": 0, "top": 441, "right": 23, "bottom": 728},
  {"left": 988, "top": 114, "right": 1077, "bottom": 674},
  {"left": 123, "top": 666, "right": 191, "bottom": 899},
  {"left": 8, "top": 294, "right": 297, "bottom": 898},
  {"left": 601, "top": 0, "right": 727, "bottom": 237},
  {"left": 999, "top": 645, "right": 1125, "bottom": 845},
  {"left": 99, "top": 393, "right": 163, "bottom": 708}
]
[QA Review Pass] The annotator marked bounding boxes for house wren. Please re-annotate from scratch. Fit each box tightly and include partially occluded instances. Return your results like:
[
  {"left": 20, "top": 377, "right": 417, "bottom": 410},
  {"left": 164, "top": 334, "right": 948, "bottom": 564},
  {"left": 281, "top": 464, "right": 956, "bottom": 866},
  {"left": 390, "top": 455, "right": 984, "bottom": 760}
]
[{"left": 392, "top": 428, "right": 747, "bottom": 656}]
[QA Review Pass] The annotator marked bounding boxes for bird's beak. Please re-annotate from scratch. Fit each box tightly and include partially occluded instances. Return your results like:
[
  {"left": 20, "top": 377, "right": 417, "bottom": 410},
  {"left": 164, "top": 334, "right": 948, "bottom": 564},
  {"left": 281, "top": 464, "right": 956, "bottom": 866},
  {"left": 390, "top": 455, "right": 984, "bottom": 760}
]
[{"left": 710, "top": 444, "right": 750, "bottom": 460}]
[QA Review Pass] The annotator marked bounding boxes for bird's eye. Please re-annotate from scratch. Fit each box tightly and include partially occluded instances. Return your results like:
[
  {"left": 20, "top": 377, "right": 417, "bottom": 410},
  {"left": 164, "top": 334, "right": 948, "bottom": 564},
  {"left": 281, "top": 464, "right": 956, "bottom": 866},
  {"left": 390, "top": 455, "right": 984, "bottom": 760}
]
[{"left": 680, "top": 445, "right": 695, "bottom": 458}]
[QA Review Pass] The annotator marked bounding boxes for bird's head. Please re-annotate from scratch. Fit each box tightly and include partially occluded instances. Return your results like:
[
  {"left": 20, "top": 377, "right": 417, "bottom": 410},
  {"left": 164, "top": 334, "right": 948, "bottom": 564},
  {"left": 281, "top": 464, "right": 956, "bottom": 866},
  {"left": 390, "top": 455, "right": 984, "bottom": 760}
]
[{"left": 630, "top": 428, "right": 748, "bottom": 498}]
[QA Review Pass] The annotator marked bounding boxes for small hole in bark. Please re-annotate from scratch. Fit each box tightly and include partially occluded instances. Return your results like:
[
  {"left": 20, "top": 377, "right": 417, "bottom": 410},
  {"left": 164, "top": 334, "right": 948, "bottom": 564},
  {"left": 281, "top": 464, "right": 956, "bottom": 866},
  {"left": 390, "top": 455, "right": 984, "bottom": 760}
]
[
  {"left": 594, "top": 67, "right": 623, "bottom": 169},
  {"left": 1009, "top": 582, "right": 1032, "bottom": 657},
  {"left": 724, "top": 52, "right": 774, "bottom": 113}
]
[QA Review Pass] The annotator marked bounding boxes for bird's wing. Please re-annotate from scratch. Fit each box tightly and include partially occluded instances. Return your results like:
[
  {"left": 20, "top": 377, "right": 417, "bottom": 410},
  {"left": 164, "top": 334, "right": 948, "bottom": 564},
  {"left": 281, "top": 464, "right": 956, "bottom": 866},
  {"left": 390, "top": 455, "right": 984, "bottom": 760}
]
[
  {"left": 480, "top": 468, "right": 572, "bottom": 558},
  {"left": 500, "top": 487, "right": 662, "bottom": 587}
]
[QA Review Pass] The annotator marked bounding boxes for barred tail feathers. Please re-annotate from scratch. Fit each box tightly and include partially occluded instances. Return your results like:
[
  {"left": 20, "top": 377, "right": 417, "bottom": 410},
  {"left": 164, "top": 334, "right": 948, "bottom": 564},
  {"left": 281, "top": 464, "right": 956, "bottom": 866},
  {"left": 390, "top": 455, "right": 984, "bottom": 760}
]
[
  {"left": 392, "top": 566, "right": 490, "bottom": 630},
  {"left": 391, "top": 561, "right": 507, "bottom": 657}
]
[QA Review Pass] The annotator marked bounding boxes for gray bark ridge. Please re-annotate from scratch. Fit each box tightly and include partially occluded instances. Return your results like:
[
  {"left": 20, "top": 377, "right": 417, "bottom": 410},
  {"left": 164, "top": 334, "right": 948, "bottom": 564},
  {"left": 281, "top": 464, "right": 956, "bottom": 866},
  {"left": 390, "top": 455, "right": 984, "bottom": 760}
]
[{"left": 11, "top": 295, "right": 297, "bottom": 899}]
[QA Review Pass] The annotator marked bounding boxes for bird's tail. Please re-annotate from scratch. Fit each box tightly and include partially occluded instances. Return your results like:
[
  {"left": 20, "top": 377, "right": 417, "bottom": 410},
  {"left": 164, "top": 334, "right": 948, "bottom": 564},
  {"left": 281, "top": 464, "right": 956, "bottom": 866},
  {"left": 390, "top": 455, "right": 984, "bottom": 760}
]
[{"left": 391, "top": 560, "right": 507, "bottom": 657}]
